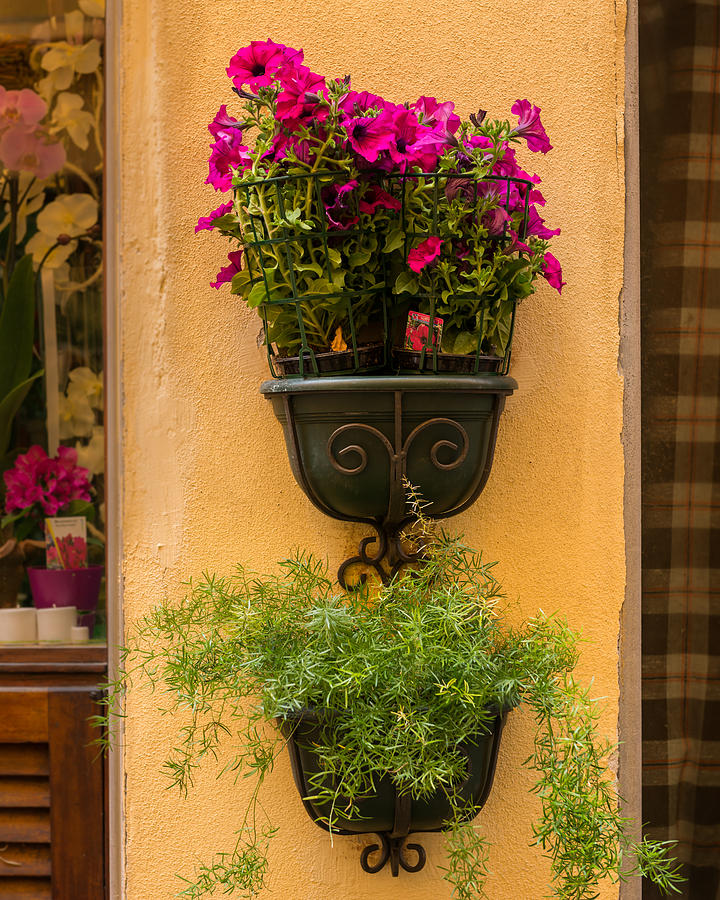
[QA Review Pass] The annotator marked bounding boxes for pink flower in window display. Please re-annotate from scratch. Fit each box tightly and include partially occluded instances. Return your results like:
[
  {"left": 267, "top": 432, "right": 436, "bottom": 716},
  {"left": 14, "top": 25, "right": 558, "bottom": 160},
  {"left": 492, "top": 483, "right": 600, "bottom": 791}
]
[
  {"left": 226, "top": 40, "right": 303, "bottom": 90},
  {"left": 407, "top": 236, "right": 444, "bottom": 273},
  {"left": 195, "top": 201, "right": 233, "bottom": 233},
  {"left": 0, "top": 126, "right": 65, "bottom": 179},
  {"left": 4, "top": 445, "right": 91, "bottom": 517},
  {"left": 211, "top": 250, "right": 244, "bottom": 289},
  {"left": 206, "top": 131, "right": 251, "bottom": 192},
  {"left": 0, "top": 87, "right": 47, "bottom": 132},
  {"left": 511, "top": 99, "right": 552, "bottom": 154},
  {"left": 541, "top": 251, "right": 565, "bottom": 293}
]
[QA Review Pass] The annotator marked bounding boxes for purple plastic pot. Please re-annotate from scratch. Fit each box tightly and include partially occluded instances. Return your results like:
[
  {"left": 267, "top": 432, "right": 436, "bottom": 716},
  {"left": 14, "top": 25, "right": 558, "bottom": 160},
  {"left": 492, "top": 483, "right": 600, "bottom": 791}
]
[{"left": 28, "top": 566, "right": 104, "bottom": 637}]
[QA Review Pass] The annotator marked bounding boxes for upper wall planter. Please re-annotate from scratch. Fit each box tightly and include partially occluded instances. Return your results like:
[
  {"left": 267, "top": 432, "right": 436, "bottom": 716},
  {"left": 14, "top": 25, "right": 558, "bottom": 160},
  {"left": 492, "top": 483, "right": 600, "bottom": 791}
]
[{"left": 260, "top": 373, "right": 516, "bottom": 584}]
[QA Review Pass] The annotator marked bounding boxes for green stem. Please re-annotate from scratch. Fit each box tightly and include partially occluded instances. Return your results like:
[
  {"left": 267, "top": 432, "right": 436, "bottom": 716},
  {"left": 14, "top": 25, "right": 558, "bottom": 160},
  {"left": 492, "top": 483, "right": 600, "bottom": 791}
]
[{"left": 3, "top": 177, "right": 19, "bottom": 296}]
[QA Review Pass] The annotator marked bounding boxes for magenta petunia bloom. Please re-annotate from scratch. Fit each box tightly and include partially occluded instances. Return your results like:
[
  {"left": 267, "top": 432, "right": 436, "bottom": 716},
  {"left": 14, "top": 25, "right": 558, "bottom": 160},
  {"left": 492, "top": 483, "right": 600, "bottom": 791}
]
[
  {"left": 541, "top": 251, "right": 565, "bottom": 293},
  {"left": 339, "top": 90, "right": 391, "bottom": 116},
  {"left": 343, "top": 111, "right": 395, "bottom": 163},
  {"left": 208, "top": 105, "right": 241, "bottom": 140},
  {"left": 266, "top": 131, "right": 311, "bottom": 165},
  {"left": 387, "top": 107, "right": 443, "bottom": 170},
  {"left": 505, "top": 229, "right": 531, "bottom": 254},
  {"left": 358, "top": 185, "right": 401, "bottom": 214},
  {"left": 275, "top": 65, "right": 327, "bottom": 125},
  {"left": 483, "top": 206, "right": 512, "bottom": 237},
  {"left": 322, "top": 180, "right": 359, "bottom": 230},
  {"left": 211, "top": 250, "right": 245, "bottom": 289},
  {"left": 195, "top": 201, "right": 233, "bottom": 233},
  {"left": 526, "top": 205, "right": 560, "bottom": 240},
  {"left": 206, "top": 132, "right": 251, "bottom": 192},
  {"left": 511, "top": 99, "right": 552, "bottom": 154},
  {"left": 4, "top": 445, "right": 91, "bottom": 518},
  {"left": 408, "top": 236, "right": 444, "bottom": 273},
  {"left": 226, "top": 40, "right": 303, "bottom": 90},
  {"left": 412, "top": 96, "right": 461, "bottom": 138}
]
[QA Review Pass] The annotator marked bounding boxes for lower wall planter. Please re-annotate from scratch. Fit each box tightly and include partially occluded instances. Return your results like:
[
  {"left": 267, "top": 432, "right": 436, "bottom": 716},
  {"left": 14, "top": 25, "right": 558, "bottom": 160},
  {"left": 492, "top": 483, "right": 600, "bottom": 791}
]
[
  {"left": 260, "top": 375, "right": 516, "bottom": 583},
  {"left": 279, "top": 706, "right": 507, "bottom": 876}
]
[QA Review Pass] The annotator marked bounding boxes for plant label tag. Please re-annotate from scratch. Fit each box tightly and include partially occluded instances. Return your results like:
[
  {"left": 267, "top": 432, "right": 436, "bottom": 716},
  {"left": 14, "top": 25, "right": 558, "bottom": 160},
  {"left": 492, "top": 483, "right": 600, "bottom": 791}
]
[
  {"left": 405, "top": 310, "right": 443, "bottom": 352},
  {"left": 45, "top": 516, "right": 88, "bottom": 569}
]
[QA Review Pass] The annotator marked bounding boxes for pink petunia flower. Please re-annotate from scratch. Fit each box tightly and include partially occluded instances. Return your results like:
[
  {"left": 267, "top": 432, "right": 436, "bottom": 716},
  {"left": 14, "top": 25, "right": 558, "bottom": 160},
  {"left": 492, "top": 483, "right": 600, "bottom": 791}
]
[
  {"left": 411, "top": 96, "right": 461, "bottom": 138},
  {"left": 0, "top": 87, "right": 47, "bottom": 132},
  {"left": 511, "top": 99, "right": 552, "bottom": 154},
  {"left": 322, "top": 180, "right": 359, "bottom": 230},
  {"left": 343, "top": 111, "right": 395, "bottom": 163},
  {"left": 407, "top": 236, "right": 443, "bottom": 273},
  {"left": 338, "top": 90, "right": 392, "bottom": 116},
  {"left": 275, "top": 65, "right": 327, "bottom": 125},
  {"left": 541, "top": 251, "right": 565, "bottom": 293},
  {"left": 206, "top": 131, "right": 251, "bottom": 192},
  {"left": 358, "top": 186, "right": 401, "bottom": 214},
  {"left": 195, "top": 201, "right": 233, "bottom": 233},
  {"left": 0, "top": 126, "right": 65, "bottom": 179},
  {"left": 387, "top": 107, "right": 444, "bottom": 170},
  {"left": 208, "top": 104, "right": 242, "bottom": 140},
  {"left": 226, "top": 40, "right": 303, "bottom": 90},
  {"left": 211, "top": 250, "right": 245, "bottom": 289},
  {"left": 526, "top": 205, "right": 561, "bottom": 240}
]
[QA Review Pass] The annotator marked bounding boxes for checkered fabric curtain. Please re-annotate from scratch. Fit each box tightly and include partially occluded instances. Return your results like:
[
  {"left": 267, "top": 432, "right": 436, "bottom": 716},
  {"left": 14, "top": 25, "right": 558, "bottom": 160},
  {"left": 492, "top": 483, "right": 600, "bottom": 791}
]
[{"left": 640, "top": 0, "right": 720, "bottom": 897}]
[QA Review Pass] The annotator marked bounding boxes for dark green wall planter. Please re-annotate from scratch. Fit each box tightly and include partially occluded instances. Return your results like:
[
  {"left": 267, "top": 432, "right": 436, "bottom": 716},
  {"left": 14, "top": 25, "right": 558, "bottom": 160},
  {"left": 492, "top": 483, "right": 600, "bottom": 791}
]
[
  {"left": 279, "top": 707, "right": 507, "bottom": 877},
  {"left": 260, "top": 375, "right": 516, "bottom": 584}
]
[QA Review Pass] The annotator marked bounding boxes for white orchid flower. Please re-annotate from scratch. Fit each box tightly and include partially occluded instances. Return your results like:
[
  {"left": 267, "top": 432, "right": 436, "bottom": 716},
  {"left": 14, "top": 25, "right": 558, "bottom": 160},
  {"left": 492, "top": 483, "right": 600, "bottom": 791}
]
[
  {"left": 68, "top": 366, "right": 103, "bottom": 409},
  {"left": 79, "top": 0, "right": 105, "bottom": 17},
  {"left": 37, "top": 67, "right": 74, "bottom": 103},
  {"left": 76, "top": 424, "right": 104, "bottom": 475},
  {"left": 0, "top": 174, "right": 45, "bottom": 243},
  {"left": 59, "top": 382, "right": 95, "bottom": 439},
  {"left": 41, "top": 39, "right": 101, "bottom": 77},
  {"left": 64, "top": 10, "right": 85, "bottom": 43},
  {"left": 25, "top": 192, "right": 98, "bottom": 268},
  {"left": 51, "top": 92, "right": 94, "bottom": 149}
]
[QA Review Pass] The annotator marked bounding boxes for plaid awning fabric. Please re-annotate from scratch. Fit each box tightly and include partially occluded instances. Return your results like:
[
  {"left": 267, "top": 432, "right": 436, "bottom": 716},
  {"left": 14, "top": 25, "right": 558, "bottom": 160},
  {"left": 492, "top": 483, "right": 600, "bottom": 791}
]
[{"left": 640, "top": 0, "right": 720, "bottom": 897}]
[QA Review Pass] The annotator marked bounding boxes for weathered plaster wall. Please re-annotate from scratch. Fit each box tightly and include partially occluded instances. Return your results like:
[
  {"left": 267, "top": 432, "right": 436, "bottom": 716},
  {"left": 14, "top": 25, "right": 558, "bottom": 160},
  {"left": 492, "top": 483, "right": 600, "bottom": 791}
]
[{"left": 117, "top": 1, "right": 628, "bottom": 897}]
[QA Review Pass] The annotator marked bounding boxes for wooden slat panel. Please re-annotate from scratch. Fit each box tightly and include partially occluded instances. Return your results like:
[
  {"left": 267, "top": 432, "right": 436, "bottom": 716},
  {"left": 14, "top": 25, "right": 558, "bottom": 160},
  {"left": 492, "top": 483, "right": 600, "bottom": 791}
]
[
  {"left": 0, "top": 809, "right": 50, "bottom": 843},
  {"left": 0, "top": 843, "right": 51, "bottom": 877},
  {"left": 0, "top": 876, "right": 51, "bottom": 898},
  {"left": 48, "top": 688, "right": 105, "bottom": 899},
  {"left": 0, "top": 746, "right": 49, "bottom": 777},
  {"left": 0, "top": 692, "right": 48, "bottom": 743},
  {"left": 0, "top": 778, "right": 49, "bottom": 808}
]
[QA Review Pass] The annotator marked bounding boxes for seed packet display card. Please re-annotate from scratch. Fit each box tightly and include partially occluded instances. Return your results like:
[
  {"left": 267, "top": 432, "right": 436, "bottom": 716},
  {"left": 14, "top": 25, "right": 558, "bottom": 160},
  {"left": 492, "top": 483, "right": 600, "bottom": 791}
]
[{"left": 45, "top": 516, "right": 88, "bottom": 569}]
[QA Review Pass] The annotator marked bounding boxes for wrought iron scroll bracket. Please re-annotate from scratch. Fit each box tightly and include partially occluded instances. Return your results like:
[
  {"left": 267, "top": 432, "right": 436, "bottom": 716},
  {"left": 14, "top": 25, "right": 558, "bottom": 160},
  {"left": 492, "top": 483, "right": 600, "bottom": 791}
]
[
  {"left": 330, "top": 391, "right": 470, "bottom": 587},
  {"left": 360, "top": 833, "right": 427, "bottom": 877}
]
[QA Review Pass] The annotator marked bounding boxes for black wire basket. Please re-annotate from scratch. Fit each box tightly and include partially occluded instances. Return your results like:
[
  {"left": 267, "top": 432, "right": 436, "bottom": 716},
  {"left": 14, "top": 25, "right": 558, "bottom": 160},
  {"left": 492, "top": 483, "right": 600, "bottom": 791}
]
[
  {"left": 235, "top": 172, "right": 389, "bottom": 378},
  {"left": 385, "top": 172, "right": 534, "bottom": 376}
]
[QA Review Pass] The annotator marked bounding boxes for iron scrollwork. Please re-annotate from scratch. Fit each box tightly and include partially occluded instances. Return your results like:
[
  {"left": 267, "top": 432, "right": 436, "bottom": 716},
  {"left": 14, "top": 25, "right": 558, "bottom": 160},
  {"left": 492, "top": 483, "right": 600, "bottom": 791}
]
[{"left": 328, "top": 394, "right": 471, "bottom": 587}]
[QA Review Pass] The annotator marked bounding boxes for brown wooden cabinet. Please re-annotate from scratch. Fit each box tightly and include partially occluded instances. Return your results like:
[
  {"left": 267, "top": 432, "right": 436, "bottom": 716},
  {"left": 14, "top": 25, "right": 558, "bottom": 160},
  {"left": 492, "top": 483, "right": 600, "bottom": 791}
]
[{"left": 0, "top": 646, "right": 107, "bottom": 899}]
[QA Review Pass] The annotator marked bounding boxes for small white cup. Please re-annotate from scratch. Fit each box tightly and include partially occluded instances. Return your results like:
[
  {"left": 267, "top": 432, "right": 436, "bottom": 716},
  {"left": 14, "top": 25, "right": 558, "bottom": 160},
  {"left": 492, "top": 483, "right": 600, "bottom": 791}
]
[
  {"left": 36, "top": 606, "right": 77, "bottom": 643},
  {"left": 0, "top": 608, "right": 37, "bottom": 643},
  {"left": 70, "top": 625, "right": 89, "bottom": 643}
]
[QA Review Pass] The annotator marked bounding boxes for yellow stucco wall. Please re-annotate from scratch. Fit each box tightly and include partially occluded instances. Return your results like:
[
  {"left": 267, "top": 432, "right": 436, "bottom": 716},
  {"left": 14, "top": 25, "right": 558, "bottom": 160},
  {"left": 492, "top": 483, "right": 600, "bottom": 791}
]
[{"left": 117, "top": 1, "right": 628, "bottom": 897}]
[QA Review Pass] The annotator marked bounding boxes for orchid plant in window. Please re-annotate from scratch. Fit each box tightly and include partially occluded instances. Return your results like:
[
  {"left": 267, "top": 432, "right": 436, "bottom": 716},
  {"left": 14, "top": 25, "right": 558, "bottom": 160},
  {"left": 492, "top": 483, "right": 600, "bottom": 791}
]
[{"left": 198, "top": 40, "right": 564, "bottom": 373}]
